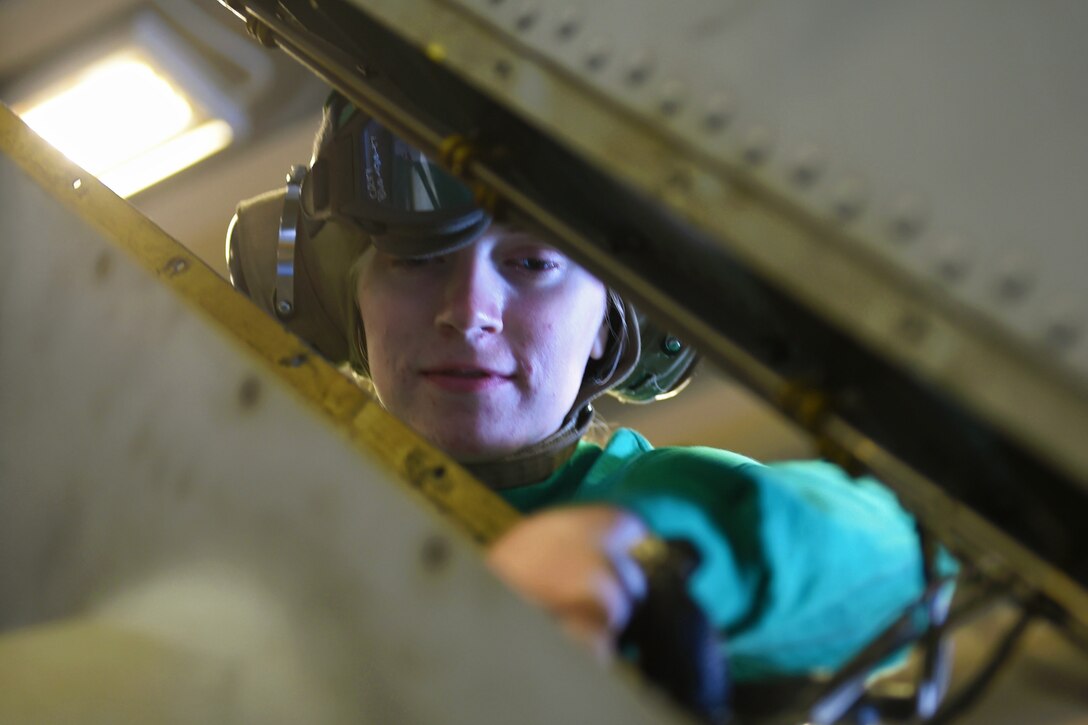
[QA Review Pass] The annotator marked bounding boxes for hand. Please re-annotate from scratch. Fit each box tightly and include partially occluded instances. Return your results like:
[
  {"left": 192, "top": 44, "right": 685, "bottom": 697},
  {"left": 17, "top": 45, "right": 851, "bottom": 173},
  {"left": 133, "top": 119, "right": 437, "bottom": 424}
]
[{"left": 485, "top": 505, "right": 650, "bottom": 660}]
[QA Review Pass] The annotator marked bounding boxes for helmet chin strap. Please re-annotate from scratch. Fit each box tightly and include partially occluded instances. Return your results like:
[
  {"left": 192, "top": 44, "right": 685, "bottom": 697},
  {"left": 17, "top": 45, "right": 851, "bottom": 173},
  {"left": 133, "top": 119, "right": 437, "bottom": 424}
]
[{"left": 461, "top": 405, "right": 595, "bottom": 490}]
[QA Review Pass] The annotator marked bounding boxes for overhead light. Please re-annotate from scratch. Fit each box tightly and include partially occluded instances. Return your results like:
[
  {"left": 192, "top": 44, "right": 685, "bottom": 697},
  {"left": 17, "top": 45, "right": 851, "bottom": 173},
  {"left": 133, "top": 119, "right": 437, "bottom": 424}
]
[
  {"left": 7, "top": 7, "right": 260, "bottom": 198},
  {"left": 16, "top": 53, "right": 234, "bottom": 197}
]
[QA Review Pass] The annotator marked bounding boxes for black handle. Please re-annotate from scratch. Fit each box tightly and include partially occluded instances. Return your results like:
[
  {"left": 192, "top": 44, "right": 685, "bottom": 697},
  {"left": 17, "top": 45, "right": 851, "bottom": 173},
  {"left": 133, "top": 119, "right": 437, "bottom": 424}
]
[{"left": 619, "top": 539, "right": 731, "bottom": 724}]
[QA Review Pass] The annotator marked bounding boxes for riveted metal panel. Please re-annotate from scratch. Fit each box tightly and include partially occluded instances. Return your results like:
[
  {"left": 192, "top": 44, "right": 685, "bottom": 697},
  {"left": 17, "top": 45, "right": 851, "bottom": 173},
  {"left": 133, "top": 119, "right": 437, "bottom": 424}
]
[{"left": 451, "top": 0, "right": 1088, "bottom": 368}]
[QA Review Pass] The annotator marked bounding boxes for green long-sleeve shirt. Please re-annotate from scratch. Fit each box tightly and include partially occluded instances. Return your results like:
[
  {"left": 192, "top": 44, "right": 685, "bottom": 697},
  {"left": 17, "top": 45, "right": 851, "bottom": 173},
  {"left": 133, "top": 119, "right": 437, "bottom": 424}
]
[{"left": 498, "top": 428, "right": 926, "bottom": 681}]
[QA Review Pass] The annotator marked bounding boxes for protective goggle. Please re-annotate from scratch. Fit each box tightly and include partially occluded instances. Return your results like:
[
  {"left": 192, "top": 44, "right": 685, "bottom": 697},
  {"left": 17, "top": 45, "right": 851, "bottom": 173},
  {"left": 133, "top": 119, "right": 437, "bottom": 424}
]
[{"left": 301, "top": 108, "right": 490, "bottom": 258}]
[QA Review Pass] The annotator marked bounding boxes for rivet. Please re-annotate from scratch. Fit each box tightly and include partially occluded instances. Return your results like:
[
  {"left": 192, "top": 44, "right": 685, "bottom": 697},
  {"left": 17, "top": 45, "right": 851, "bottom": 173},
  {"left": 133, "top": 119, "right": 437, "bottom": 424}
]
[
  {"left": 933, "top": 236, "right": 971, "bottom": 283},
  {"left": 663, "top": 336, "right": 682, "bottom": 354},
  {"left": 657, "top": 79, "right": 685, "bottom": 116},
  {"left": 830, "top": 174, "right": 867, "bottom": 222},
  {"left": 278, "top": 352, "right": 308, "bottom": 367},
  {"left": 788, "top": 143, "right": 825, "bottom": 187},
  {"left": 1044, "top": 317, "right": 1080, "bottom": 350},
  {"left": 555, "top": 10, "right": 580, "bottom": 40},
  {"left": 494, "top": 58, "right": 513, "bottom": 78},
  {"left": 624, "top": 51, "right": 654, "bottom": 86},
  {"left": 584, "top": 37, "right": 610, "bottom": 71},
  {"left": 275, "top": 298, "right": 294, "bottom": 316},
  {"left": 162, "top": 257, "right": 189, "bottom": 276},
  {"left": 238, "top": 376, "right": 261, "bottom": 410},
  {"left": 702, "top": 92, "right": 734, "bottom": 133},
  {"left": 420, "top": 534, "right": 451, "bottom": 572},
  {"left": 740, "top": 125, "right": 773, "bottom": 166},
  {"left": 515, "top": 4, "right": 538, "bottom": 31},
  {"left": 993, "top": 256, "right": 1034, "bottom": 302},
  {"left": 1042, "top": 304, "right": 1081, "bottom": 350},
  {"left": 889, "top": 193, "right": 928, "bottom": 242}
]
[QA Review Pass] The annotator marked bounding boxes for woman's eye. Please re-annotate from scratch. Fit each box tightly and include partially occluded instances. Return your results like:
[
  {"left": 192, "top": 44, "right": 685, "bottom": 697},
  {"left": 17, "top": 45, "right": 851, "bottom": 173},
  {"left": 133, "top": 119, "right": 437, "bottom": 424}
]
[{"left": 510, "top": 257, "right": 560, "bottom": 273}]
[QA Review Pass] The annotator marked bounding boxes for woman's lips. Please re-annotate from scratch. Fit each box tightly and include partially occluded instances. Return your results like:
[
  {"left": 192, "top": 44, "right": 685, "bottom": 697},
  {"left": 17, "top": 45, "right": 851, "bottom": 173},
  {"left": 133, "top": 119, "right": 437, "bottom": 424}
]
[{"left": 420, "top": 368, "right": 514, "bottom": 393}]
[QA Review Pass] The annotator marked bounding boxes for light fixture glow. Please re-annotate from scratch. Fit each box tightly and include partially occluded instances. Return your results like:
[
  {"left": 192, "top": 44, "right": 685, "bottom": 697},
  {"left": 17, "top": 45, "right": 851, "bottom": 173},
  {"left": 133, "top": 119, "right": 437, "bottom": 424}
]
[
  {"left": 99, "top": 119, "right": 233, "bottom": 198},
  {"left": 16, "top": 53, "right": 233, "bottom": 197}
]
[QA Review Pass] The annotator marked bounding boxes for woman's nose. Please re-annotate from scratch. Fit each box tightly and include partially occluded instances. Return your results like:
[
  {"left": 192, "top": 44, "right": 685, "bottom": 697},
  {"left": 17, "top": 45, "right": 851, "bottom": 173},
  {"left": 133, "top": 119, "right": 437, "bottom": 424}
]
[{"left": 434, "top": 257, "right": 504, "bottom": 336}]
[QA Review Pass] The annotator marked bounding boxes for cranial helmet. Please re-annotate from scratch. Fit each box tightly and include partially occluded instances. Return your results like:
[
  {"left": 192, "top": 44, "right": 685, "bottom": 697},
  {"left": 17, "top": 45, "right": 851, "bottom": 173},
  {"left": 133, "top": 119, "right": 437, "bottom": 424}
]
[{"left": 226, "top": 93, "right": 698, "bottom": 420}]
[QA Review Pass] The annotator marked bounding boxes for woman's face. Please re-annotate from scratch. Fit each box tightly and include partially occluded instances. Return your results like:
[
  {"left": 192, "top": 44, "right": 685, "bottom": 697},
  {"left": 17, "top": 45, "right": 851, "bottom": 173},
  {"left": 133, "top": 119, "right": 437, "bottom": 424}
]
[{"left": 357, "top": 225, "right": 609, "bottom": 461}]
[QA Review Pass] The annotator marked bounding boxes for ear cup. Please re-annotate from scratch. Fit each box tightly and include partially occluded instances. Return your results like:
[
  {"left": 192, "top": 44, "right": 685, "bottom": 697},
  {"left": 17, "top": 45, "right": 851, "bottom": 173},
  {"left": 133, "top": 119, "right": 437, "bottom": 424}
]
[
  {"left": 226, "top": 188, "right": 286, "bottom": 315},
  {"left": 611, "top": 309, "right": 700, "bottom": 404},
  {"left": 226, "top": 186, "right": 365, "bottom": 364}
]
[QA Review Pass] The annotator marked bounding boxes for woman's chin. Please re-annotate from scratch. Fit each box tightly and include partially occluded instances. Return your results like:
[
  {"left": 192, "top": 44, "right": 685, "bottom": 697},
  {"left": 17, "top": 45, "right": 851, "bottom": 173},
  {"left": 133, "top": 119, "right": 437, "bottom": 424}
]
[{"left": 425, "top": 429, "right": 525, "bottom": 463}]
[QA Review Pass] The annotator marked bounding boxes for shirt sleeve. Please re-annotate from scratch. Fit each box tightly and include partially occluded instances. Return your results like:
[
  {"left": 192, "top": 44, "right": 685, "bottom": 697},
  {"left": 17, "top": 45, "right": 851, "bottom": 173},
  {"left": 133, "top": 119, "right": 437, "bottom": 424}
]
[{"left": 572, "top": 438, "right": 927, "bottom": 681}]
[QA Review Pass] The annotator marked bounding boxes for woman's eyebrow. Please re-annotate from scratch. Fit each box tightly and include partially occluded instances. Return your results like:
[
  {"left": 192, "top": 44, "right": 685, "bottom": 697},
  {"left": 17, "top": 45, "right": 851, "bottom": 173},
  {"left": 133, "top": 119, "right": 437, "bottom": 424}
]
[
  {"left": 494, "top": 226, "right": 562, "bottom": 245},
  {"left": 493, "top": 220, "right": 557, "bottom": 239},
  {"left": 496, "top": 241, "right": 566, "bottom": 258}
]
